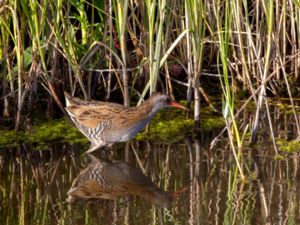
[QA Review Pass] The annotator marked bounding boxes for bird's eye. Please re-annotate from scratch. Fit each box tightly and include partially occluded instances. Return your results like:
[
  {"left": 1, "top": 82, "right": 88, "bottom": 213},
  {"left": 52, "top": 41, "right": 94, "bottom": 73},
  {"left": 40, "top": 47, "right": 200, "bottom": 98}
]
[{"left": 166, "top": 97, "right": 171, "bottom": 104}]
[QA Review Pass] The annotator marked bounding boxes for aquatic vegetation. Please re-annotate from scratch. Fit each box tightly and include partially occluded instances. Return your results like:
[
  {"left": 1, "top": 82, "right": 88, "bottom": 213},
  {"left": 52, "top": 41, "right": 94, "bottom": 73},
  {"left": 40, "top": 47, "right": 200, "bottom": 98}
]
[
  {"left": 135, "top": 107, "right": 224, "bottom": 142},
  {"left": 0, "top": 106, "right": 224, "bottom": 148},
  {"left": 1, "top": 2, "right": 300, "bottom": 224},
  {"left": 274, "top": 154, "right": 284, "bottom": 161},
  {"left": 0, "top": 119, "right": 88, "bottom": 149},
  {"left": 276, "top": 139, "right": 300, "bottom": 153},
  {"left": 0, "top": 130, "right": 20, "bottom": 148},
  {"left": 135, "top": 117, "right": 194, "bottom": 143}
]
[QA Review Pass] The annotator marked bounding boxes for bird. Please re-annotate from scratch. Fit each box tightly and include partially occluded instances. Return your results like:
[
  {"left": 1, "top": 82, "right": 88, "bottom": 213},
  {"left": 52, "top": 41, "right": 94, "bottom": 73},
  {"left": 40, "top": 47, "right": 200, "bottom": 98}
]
[
  {"left": 67, "top": 154, "right": 172, "bottom": 208},
  {"left": 64, "top": 92, "right": 188, "bottom": 153}
]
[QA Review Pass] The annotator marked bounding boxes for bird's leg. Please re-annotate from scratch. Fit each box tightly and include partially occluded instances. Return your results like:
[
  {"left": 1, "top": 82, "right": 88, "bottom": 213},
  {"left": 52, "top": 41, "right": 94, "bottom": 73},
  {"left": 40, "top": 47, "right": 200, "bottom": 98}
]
[
  {"left": 95, "top": 146, "right": 114, "bottom": 159},
  {"left": 99, "top": 145, "right": 114, "bottom": 158},
  {"left": 107, "top": 144, "right": 114, "bottom": 156},
  {"left": 85, "top": 143, "right": 100, "bottom": 154}
]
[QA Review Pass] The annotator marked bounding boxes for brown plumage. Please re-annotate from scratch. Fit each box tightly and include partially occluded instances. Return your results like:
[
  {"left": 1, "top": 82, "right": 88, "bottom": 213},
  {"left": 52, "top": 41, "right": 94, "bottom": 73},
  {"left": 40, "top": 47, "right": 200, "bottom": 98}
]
[
  {"left": 64, "top": 92, "right": 187, "bottom": 153},
  {"left": 67, "top": 154, "right": 172, "bottom": 208}
]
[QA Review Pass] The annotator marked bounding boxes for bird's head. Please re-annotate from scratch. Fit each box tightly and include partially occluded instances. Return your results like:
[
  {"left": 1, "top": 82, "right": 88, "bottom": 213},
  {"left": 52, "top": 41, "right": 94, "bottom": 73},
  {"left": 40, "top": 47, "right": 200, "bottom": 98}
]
[{"left": 148, "top": 93, "right": 188, "bottom": 113}]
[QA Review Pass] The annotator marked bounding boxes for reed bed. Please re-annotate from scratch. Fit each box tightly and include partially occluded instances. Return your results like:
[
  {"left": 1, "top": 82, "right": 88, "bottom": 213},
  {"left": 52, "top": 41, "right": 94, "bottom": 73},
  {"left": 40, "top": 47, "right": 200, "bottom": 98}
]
[{"left": 1, "top": 0, "right": 300, "bottom": 176}]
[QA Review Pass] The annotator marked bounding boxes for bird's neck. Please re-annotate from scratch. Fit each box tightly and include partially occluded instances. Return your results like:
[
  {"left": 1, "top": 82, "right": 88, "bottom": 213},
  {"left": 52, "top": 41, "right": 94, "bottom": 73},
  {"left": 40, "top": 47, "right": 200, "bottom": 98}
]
[{"left": 138, "top": 99, "right": 162, "bottom": 118}]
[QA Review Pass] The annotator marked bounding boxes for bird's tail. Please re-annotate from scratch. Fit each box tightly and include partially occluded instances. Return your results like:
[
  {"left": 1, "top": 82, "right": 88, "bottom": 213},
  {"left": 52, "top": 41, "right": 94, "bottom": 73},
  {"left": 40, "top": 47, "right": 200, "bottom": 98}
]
[
  {"left": 64, "top": 92, "right": 87, "bottom": 107},
  {"left": 64, "top": 91, "right": 75, "bottom": 107}
]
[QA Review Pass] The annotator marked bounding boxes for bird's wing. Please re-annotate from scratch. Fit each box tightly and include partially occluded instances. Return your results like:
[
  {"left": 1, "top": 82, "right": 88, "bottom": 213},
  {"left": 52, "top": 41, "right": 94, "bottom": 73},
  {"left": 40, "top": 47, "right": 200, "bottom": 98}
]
[
  {"left": 107, "top": 162, "right": 155, "bottom": 187},
  {"left": 66, "top": 103, "right": 128, "bottom": 128}
]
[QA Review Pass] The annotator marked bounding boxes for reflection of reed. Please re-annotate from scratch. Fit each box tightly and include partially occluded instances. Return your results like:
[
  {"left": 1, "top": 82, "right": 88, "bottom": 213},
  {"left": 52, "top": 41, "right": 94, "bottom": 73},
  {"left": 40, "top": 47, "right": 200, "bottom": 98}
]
[
  {"left": 1, "top": 116, "right": 300, "bottom": 225},
  {"left": 0, "top": 145, "right": 82, "bottom": 225},
  {"left": 67, "top": 154, "right": 172, "bottom": 208}
]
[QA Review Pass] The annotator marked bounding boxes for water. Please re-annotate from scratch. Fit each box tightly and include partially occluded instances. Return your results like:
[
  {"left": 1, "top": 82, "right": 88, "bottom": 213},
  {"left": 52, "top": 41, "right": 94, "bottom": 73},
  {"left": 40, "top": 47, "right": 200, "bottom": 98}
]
[{"left": 1, "top": 111, "right": 300, "bottom": 225}]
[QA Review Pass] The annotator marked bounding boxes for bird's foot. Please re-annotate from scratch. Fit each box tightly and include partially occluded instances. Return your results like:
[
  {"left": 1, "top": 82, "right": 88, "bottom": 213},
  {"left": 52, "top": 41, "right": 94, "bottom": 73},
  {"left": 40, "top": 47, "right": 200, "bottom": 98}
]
[{"left": 84, "top": 143, "right": 100, "bottom": 154}]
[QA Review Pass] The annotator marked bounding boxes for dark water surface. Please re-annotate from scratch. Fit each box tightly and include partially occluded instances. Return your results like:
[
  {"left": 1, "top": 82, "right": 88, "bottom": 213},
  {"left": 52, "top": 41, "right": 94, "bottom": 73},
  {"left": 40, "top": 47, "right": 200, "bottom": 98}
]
[{"left": 1, "top": 111, "right": 300, "bottom": 225}]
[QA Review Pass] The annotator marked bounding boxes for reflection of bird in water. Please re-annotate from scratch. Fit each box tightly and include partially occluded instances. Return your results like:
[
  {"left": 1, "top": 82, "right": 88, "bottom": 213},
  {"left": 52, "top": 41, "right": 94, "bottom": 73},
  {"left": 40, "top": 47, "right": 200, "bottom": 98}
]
[
  {"left": 64, "top": 92, "right": 188, "bottom": 153},
  {"left": 67, "top": 154, "right": 172, "bottom": 208}
]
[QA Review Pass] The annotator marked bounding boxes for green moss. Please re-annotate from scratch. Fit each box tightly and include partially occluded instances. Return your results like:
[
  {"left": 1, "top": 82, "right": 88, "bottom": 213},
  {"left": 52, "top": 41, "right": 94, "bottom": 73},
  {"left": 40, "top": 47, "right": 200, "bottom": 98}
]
[
  {"left": 0, "top": 130, "right": 21, "bottom": 148},
  {"left": 0, "top": 106, "right": 225, "bottom": 148},
  {"left": 0, "top": 118, "right": 88, "bottom": 149},
  {"left": 275, "top": 101, "right": 300, "bottom": 114},
  {"left": 274, "top": 154, "right": 284, "bottom": 160},
  {"left": 201, "top": 117, "right": 224, "bottom": 131},
  {"left": 276, "top": 139, "right": 300, "bottom": 153},
  {"left": 135, "top": 117, "right": 194, "bottom": 143},
  {"left": 135, "top": 106, "right": 224, "bottom": 142}
]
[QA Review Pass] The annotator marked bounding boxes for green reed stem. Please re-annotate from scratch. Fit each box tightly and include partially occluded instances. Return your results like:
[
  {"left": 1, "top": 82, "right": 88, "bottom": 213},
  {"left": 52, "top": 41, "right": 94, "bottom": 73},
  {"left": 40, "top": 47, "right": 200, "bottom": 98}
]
[
  {"left": 143, "top": 0, "right": 166, "bottom": 96},
  {"left": 251, "top": 0, "right": 274, "bottom": 144},
  {"left": 151, "top": 0, "right": 166, "bottom": 94},
  {"left": 115, "top": 0, "right": 129, "bottom": 105},
  {"left": 50, "top": 0, "right": 87, "bottom": 98},
  {"left": 213, "top": 0, "right": 245, "bottom": 179},
  {"left": 78, "top": 0, "right": 88, "bottom": 45},
  {"left": 185, "top": 0, "right": 206, "bottom": 129},
  {"left": 2, "top": 4, "right": 24, "bottom": 130}
]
